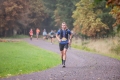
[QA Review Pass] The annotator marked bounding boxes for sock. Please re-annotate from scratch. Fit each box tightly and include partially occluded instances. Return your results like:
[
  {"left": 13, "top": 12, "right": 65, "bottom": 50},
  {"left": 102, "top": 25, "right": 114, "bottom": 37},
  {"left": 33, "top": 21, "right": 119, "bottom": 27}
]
[
  {"left": 62, "top": 59, "right": 63, "bottom": 65},
  {"left": 63, "top": 60, "right": 66, "bottom": 65}
]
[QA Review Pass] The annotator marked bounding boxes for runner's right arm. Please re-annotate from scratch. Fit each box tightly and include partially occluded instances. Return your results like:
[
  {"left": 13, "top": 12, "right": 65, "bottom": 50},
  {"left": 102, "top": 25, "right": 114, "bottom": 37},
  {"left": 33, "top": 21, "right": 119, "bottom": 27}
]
[{"left": 56, "top": 31, "right": 61, "bottom": 42}]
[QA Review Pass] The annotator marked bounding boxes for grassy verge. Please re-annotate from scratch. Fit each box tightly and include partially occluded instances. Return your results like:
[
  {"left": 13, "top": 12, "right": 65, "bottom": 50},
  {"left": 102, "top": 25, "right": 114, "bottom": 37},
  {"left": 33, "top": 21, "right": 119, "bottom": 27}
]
[
  {"left": 72, "top": 44, "right": 120, "bottom": 61},
  {"left": 0, "top": 41, "right": 60, "bottom": 78}
]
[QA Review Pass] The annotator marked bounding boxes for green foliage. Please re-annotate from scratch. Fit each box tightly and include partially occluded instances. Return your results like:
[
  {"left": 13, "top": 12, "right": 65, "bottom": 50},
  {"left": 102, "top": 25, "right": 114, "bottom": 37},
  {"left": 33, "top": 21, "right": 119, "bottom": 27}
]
[
  {"left": 94, "top": 1, "right": 116, "bottom": 36},
  {"left": 28, "top": 0, "right": 46, "bottom": 27},
  {"left": 43, "top": 0, "right": 79, "bottom": 29},
  {"left": 117, "top": 25, "right": 120, "bottom": 33},
  {"left": 94, "top": 0, "right": 104, "bottom": 4},
  {"left": 43, "top": 0, "right": 57, "bottom": 15},
  {"left": 0, "top": 41, "right": 60, "bottom": 77}
]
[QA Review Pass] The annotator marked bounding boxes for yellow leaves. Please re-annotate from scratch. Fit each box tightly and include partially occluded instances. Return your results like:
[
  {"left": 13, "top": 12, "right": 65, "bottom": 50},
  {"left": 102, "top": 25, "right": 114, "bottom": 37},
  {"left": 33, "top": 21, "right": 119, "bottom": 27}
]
[
  {"left": 96, "top": 18, "right": 101, "bottom": 23},
  {"left": 111, "top": 6, "right": 120, "bottom": 14},
  {"left": 109, "top": 6, "right": 120, "bottom": 27},
  {"left": 106, "top": 0, "right": 120, "bottom": 27},
  {"left": 106, "top": 5, "right": 108, "bottom": 8},
  {"left": 72, "top": 0, "right": 109, "bottom": 37}
]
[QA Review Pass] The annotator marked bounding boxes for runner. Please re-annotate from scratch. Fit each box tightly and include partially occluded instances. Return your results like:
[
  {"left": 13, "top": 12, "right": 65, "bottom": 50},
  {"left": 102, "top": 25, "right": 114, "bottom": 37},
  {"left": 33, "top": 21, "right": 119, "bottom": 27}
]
[
  {"left": 56, "top": 22, "right": 72, "bottom": 68},
  {"left": 50, "top": 30, "right": 55, "bottom": 44},
  {"left": 29, "top": 28, "right": 33, "bottom": 40},
  {"left": 36, "top": 28, "right": 40, "bottom": 40},
  {"left": 43, "top": 29, "right": 47, "bottom": 40}
]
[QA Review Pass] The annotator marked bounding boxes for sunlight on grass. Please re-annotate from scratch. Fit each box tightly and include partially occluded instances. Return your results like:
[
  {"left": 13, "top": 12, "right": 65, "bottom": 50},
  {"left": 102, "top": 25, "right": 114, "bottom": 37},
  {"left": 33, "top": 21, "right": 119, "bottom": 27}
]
[{"left": 0, "top": 41, "right": 60, "bottom": 78}]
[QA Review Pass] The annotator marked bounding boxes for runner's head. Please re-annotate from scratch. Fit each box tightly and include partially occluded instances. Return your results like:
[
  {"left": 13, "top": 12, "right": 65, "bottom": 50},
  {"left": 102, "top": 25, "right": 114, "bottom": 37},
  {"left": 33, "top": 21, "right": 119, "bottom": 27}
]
[{"left": 61, "top": 22, "right": 67, "bottom": 30}]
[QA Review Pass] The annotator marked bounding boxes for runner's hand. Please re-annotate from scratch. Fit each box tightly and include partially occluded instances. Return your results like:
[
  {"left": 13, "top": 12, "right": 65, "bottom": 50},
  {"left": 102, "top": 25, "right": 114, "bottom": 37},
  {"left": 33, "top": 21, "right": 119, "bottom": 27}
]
[
  {"left": 68, "top": 39, "right": 71, "bottom": 45},
  {"left": 58, "top": 39, "right": 61, "bottom": 42}
]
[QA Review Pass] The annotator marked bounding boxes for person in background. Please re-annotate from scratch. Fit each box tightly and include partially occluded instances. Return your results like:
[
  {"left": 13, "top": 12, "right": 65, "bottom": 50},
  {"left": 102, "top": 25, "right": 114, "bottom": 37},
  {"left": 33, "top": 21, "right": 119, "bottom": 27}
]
[
  {"left": 49, "top": 30, "right": 55, "bottom": 44},
  {"left": 42, "top": 29, "right": 47, "bottom": 40},
  {"left": 29, "top": 28, "right": 33, "bottom": 40},
  {"left": 53, "top": 30, "right": 56, "bottom": 38},
  {"left": 36, "top": 28, "right": 40, "bottom": 40}
]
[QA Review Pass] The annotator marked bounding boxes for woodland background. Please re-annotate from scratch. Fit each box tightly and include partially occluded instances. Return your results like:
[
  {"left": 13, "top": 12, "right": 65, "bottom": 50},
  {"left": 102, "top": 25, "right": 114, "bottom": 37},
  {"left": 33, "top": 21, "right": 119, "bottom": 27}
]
[{"left": 0, "top": 0, "right": 120, "bottom": 55}]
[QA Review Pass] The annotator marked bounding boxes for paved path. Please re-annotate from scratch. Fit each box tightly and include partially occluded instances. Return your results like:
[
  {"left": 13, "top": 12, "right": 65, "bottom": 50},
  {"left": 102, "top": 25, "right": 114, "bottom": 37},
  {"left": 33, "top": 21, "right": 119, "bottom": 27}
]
[{"left": 1, "top": 38, "right": 120, "bottom": 80}]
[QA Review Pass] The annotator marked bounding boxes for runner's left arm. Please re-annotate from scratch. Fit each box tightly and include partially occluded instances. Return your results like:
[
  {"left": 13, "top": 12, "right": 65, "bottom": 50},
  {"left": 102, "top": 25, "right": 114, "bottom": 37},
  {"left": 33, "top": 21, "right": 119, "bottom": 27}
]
[{"left": 68, "top": 30, "right": 72, "bottom": 44}]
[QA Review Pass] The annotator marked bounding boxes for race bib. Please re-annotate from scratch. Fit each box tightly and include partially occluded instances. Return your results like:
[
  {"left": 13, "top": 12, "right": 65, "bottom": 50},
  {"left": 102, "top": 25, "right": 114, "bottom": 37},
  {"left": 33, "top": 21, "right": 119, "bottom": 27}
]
[{"left": 61, "top": 37, "right": 67, "bottom": 41}]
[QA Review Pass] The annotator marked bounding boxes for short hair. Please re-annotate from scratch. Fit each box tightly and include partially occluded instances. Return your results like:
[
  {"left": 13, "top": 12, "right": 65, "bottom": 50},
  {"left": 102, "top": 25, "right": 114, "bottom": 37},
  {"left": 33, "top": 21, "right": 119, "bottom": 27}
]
[{"left": 62, "top": 22, "right": 67, "bottom": 26}]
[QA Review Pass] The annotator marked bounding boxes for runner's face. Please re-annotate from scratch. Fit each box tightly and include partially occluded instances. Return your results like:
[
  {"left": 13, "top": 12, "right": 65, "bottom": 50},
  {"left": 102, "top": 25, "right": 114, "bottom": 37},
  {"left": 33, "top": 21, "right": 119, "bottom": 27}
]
[{"left": 62, "top": 24, "right": 66, "bottom": 29}]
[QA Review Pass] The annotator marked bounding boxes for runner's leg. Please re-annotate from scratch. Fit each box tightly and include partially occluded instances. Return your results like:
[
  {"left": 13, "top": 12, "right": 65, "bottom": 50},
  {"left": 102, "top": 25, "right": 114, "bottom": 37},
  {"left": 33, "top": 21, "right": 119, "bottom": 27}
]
[
  {"left": 62, "top": 44, "right": 68, "bottom": 67},
  {"left": 50, "top": 37, "right": 52, "bottom": 43},
  {"left": 59, "top": 44, "right": 64, "bottom": 65},
  {"left": 31, "top": 35, "right": 32, "bottom": 40},
  {"left": 62, "top": 49, "right": 67, "bottom": 67},
  {"left": 36, "top": 34, "right": 38, "bottom": 39},
  {"left": 61, "top": 51, "right": 64, "bottom": 65}
]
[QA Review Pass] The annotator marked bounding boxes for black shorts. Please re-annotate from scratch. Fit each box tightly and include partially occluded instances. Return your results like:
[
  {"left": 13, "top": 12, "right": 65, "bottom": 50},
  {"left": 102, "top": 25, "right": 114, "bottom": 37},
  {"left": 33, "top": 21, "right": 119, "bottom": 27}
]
[
  {"left": 59, "top": 43, "right": 68, "bottom": 51},
  {"left": 53, "top": 36, "right": 56, "bottom": 38}
]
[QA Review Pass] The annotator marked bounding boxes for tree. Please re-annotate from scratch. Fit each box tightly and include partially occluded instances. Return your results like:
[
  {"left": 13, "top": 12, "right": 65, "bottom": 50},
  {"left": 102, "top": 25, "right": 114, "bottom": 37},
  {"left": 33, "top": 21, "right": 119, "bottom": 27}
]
[
  {"left": 0, "top": 0, "right": 46, "bottom": 36},
  {"left": 94, "top": 0, "right": 120, "bottom": 28},
  {"left": 18, "top": 0, "right": 46, "bottom": 34},
  {"left": 42, "top": 0, "right": 57, "bottom": 28},
  {"left": 0, "top": 0, "right": 27, "bottom": 36},
  {"left": 54, "top": 0, "right": 79, "bottom": 29},
  {"left": 43, "top": 0, "right": 79, "bottom": 29},
  {"left": 72, "top": 0, "right": 109, "bottom": 38},
  {"left": 94, "top": 0, "right": 116, "bottom": 36}
]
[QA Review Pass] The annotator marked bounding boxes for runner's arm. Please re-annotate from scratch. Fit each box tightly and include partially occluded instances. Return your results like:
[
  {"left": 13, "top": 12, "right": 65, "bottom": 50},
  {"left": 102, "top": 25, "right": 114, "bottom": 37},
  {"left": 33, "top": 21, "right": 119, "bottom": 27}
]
[
  {"left": 68, "top": 31, "right": 73, "bottom": 44},
  {"left": 56, "top": 34, "right": 61, "bottom": 42},
  {"left": 56, "top": 31, "right": 61, "bottom": 42}
]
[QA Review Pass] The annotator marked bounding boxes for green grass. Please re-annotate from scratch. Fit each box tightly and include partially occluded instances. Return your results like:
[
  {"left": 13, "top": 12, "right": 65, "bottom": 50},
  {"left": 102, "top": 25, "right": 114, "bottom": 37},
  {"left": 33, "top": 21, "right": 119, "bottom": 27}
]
[
  {"left": 111, "top": 44, "right": 120, "bottom": 55},
  {"left": 72, "top": 44, "right": 94, "bottom": 52},
  {"left": 72, "top": 44, "right": 120, "bottom": 61},
  {"left": 0, "top": 41, "right": 61, "bottom": 78}
]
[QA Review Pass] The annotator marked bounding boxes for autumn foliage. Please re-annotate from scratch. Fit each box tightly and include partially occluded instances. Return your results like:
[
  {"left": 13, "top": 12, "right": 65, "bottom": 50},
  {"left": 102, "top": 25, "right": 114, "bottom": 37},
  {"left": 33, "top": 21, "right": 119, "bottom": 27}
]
[
  {"left": 106, "top": 0, "right": 120, "bottom": 27},
  {"left": 72, "top": 0, "right": 109, "bottom": 37},
  {"left": 0, "top": 0, "right": 46, "bottom": 37},
  {"left": 0, "top": 0, "right": 26, "bottom": 32}
]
